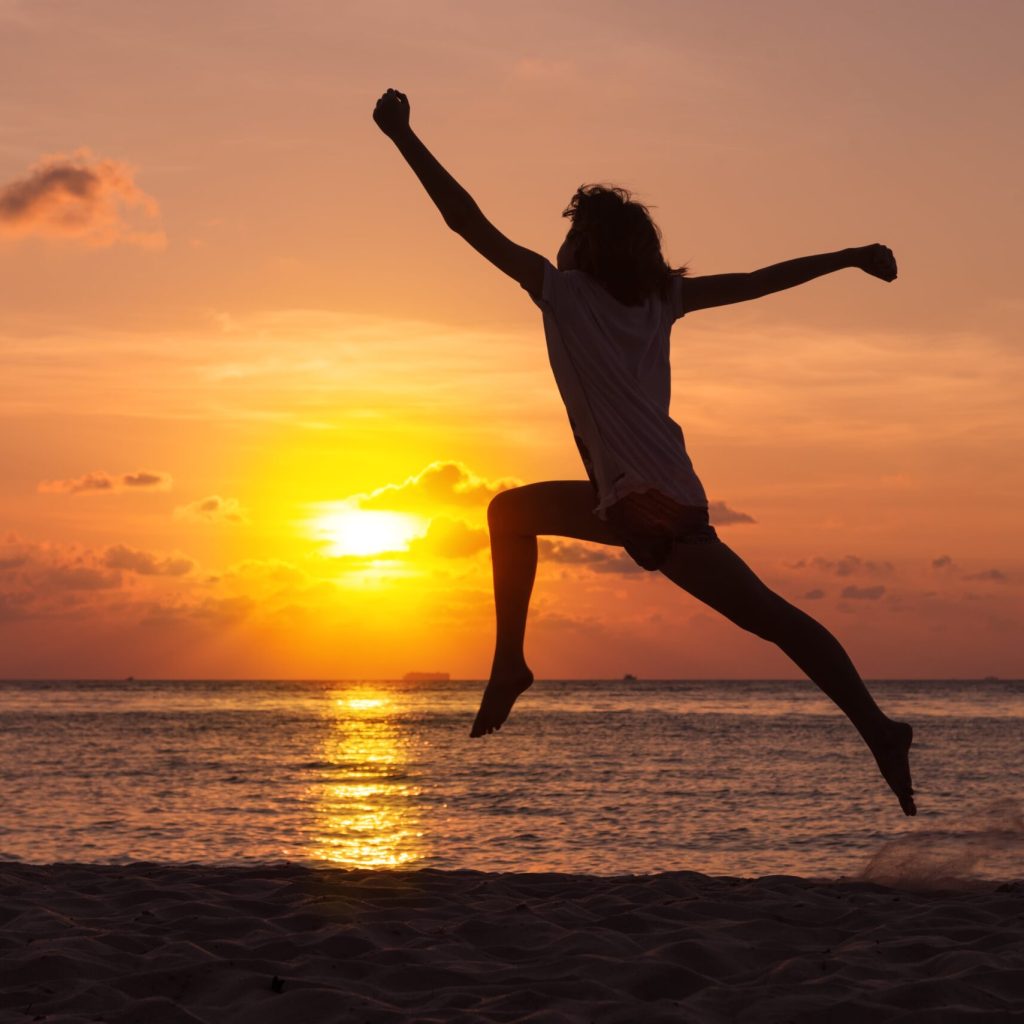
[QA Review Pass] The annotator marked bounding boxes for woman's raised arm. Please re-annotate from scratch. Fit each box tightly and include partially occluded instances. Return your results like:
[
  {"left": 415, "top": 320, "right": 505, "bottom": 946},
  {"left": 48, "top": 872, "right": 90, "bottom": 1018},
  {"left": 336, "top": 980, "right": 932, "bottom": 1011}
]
[
  {"left": 373, "top": 88, "right": 480, "bottom": 230},
  {"left": 373, "top": 88, "right": 544, "bottom": 295}
]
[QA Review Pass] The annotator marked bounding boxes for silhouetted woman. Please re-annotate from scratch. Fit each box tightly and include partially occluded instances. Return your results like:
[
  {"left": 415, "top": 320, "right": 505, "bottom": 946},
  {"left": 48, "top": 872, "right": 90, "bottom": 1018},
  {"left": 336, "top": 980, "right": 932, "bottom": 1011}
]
[{"left": 373, "top": 88, "right": 915, "bottom": 816}]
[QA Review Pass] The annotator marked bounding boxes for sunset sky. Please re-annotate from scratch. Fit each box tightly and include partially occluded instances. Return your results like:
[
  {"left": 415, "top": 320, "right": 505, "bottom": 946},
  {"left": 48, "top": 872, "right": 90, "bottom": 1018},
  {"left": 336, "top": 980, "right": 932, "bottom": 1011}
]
[{"left": 1, "top": 0, "right": 1021, "bottom": 680}]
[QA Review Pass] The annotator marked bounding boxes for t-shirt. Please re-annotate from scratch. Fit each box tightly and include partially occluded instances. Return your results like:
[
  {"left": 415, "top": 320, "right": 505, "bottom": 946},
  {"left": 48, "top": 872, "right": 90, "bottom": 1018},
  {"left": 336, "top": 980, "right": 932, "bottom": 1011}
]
[{"left": 523, "top": 259, "right": 707, "bottom": 520}]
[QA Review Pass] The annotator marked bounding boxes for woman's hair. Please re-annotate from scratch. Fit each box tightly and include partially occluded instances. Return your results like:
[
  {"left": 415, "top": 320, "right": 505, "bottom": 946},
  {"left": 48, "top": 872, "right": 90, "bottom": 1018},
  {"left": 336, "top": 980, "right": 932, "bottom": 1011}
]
[{"left": 561, "top": 184, "right": 686, "bottom": 306}]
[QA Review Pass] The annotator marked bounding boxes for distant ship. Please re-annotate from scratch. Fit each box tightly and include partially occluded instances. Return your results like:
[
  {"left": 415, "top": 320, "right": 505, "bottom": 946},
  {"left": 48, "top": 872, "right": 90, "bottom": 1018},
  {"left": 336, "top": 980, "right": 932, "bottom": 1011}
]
[
  {"left": 623, "top": 673, "right": 637, "bottom": 681},
  {"left": 402, "top": 671, "right": 450, "bottom": 682}
]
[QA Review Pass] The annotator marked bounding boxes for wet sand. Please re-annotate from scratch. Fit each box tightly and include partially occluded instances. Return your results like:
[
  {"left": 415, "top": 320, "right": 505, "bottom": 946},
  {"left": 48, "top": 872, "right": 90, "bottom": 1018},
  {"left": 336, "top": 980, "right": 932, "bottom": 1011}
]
[{"left": 2, "top": 862, "right": 1021, "bottom": 1022}]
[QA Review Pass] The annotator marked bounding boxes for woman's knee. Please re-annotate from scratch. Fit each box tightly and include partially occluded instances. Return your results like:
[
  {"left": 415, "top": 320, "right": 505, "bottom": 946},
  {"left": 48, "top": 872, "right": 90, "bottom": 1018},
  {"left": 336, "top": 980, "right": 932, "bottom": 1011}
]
[{"left": 487, "top": 487, "right": 524, "bottom": 535}]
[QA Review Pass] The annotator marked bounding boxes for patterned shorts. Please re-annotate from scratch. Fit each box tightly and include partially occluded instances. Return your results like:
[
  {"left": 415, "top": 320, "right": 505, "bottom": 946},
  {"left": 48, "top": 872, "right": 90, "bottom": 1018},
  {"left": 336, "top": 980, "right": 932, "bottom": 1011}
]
[{"left": 604, "top": 488, "right": 720, "bottom": 572}]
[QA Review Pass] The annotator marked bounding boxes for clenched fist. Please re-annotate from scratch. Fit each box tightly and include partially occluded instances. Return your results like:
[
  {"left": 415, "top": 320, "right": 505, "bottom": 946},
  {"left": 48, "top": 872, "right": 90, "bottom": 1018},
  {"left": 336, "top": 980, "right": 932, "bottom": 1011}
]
[
  {"left": 373, "top": 88, "right": 411, "bottom": 139},
  {"left": 851, "top": 243, "right": 898, "bottom": 282}
]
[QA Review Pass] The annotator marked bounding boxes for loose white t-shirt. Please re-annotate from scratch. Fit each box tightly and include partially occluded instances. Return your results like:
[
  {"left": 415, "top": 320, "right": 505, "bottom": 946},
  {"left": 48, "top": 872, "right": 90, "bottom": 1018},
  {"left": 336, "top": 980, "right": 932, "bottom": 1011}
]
[{"left": 523, "top": 259, "right": 707, "bottom": 520}]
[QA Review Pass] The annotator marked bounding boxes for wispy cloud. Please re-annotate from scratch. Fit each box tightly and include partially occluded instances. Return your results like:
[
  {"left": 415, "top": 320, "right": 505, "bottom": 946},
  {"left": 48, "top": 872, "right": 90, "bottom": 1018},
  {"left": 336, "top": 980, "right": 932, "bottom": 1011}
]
[
  {"left": 539, "top": 539, "right": 612, "bottom": 565},
  {"left": 38, "top": 469, "right": 172, "bottom": 495},
  {"left": 840, "top": 584, "right": 886, "bottom": 600},
  {"left": 708, "top": 500, "right": 755, "bottom": 525},
  {"left": 963, "top": 569, "right": 1008, "bottom": 583},
  {"left": 0, "top": 149, "right": 165, "bottom": 248},
  {"left": 788, "top": 555, "right": 894, "bottom": 577},
  {"left": 931, "top": 556, "right": 1010, "bottom": 584},
  {"left": 538, "top": 538, "right": 644, "bottom": 574},
  {"left": 174, "top": 495, "right": 247, "bottom": 524},
  {"left": 103, "top": 545, "right": 192, "bottom": 577},
  {"left": 41, "top": 564, "right": 121, "bottom": 591}
]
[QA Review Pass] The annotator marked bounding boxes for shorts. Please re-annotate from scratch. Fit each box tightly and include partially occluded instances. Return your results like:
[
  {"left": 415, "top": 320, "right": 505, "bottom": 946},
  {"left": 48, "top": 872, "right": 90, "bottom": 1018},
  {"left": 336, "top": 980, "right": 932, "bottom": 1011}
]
[
  {"left": 572, "top": 429, "right": 718, "bottom": 572},
  {"left": 605, "top": 488, "right": 720, "bottom": 571}
]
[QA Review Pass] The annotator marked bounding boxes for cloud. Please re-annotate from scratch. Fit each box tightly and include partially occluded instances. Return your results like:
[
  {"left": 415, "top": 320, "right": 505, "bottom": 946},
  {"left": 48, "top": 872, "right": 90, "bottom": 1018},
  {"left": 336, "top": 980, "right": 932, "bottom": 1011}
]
[
  {"left": 539, "top": 539, "right": 612, "bottom": 564},
  {"left": 0, "top": 591, "right": 34, "bottom": 623},
  {"left": 538, "top": 539, "right": 644, "bottom": 574},
  {"left": 103, "top": 545, "right": 193, "bottom": 577},
  {"left": 708, "top": 501, "right": 755, "bottom": 526},
  {"left": 0, "top": 533, "right": 274, "bottom": 633},
  {"left": 804, "top": 588, "right": 826, "bottom": 600},
  {"left": 0, "top": 535, "right": 338, "bottom": 643},
  {"left": 123, "top": 471, "right": 169, "bottom": 488},
  {"left": 840, "top": 584, "right": 886, "bottom": 600},
  {"left": 356, "top": 461, "right": 519, "bottom": 512},
  {"left": 407, "top": 517, "right": 489, "bottom": 559},
  {"left": 590, "top": 554, "right": 647, "bottom": 575},
  {"left": 220, "top": 559, "right": 308, "bottom": 586},
  {"left": 174, "top": 495, "right": 247, "bottom": 524},
  {"left": 788, "top": 555, "right": 894, "bottom": 577},
  {"left": 42, "top": 565, "right": 122, "bottom": 591},
  {"left": 963, "top": 569, "right": 1008, "bottom": 583},
  {"left": 39, "top": 471, "right": 114, "bottom": 494},
  {"left": 930, "top": 557, "right": 1008, "bottom": 583},
  {"left": 2, "top": 540, "right": 193, "bottom": 630},
  {"left": 38, "top": 469, "right": 172, "bottom": 495},
  {"left": 0, "top": 149, "right": 165, "bottom": 248},
  {"left": 137, "top": 595, "right": 256, "bottom": 629}
]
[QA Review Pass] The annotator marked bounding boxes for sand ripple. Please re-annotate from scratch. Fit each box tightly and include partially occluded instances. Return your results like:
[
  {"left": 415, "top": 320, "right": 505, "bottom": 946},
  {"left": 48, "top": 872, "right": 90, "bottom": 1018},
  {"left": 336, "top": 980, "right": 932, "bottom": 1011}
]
[{"left": 1, "top": 864, "right": 1022, "bottom": 1022}]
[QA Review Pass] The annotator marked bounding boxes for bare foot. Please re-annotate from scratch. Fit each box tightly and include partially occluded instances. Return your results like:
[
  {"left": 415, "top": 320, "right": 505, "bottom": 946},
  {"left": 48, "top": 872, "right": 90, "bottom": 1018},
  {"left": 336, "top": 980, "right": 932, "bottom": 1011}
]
[
  {"left": 867, "top": 720, "right": 916, "bottom": 816},
  {"left": 470, "top": 663, "right": 534, "bottom": 737}
]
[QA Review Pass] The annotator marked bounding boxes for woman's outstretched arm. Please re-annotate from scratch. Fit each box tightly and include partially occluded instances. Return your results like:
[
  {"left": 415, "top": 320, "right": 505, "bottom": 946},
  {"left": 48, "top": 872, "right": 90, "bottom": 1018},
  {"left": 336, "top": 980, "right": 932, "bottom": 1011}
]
[
  {"left": 373, "top": 88, "right": 544, "bottom": 294},
  {"left": 682, "top": 246, "right": 897, "bottom": 313}
]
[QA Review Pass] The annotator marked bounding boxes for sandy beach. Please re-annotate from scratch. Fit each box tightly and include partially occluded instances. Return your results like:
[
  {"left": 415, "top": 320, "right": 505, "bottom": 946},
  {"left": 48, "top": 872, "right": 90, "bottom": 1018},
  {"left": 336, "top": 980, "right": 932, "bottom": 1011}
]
[{"left": 2, "top": 863, "right": 1021, "bottom": 1023}]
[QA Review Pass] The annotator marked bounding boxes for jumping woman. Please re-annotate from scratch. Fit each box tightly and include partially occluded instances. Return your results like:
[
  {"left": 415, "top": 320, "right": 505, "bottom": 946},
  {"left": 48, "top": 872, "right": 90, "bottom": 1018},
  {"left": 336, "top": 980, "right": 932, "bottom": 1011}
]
[{"left": 373, "top": 88, "right": 916, "bottom": 816}]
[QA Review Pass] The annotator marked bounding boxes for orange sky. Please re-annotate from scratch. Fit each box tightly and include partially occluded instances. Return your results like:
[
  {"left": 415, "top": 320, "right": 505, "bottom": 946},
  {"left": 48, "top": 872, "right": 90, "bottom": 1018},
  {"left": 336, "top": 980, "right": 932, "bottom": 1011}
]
[{"left": 1, "top": 0, "right": 1021, "bottom": 679}]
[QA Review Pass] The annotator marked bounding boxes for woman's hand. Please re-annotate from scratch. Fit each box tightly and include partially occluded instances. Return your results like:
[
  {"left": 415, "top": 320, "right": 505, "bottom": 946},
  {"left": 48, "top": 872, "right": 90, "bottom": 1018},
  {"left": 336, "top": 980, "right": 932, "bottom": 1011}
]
[
  {"left": 373, "top": 88, "right": 411, "bottom": 139},
  {"left": 851, "top": 243, "right": 898, "bottom": 282}
]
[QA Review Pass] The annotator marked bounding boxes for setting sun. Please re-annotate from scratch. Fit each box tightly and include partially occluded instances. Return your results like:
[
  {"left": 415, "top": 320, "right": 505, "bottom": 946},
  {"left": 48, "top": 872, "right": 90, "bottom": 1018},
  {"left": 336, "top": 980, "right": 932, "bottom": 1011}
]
[{"left": 310, "top": 506, "right": 427, "bottom": 557}]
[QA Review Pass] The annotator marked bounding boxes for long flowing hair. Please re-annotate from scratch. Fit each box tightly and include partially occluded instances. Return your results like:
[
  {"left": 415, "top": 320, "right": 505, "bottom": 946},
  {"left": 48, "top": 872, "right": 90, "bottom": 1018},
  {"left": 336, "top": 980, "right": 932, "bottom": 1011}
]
[{"left": 561, "top": 184, "right": 686, "bottom": 306}]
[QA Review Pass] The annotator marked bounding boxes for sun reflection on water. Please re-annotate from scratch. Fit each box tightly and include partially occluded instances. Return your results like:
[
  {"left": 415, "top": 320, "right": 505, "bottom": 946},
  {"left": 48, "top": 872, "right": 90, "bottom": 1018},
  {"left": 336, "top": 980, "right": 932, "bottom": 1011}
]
[{"left": 308, "top": 687, "right": 428, "bottom": 868}]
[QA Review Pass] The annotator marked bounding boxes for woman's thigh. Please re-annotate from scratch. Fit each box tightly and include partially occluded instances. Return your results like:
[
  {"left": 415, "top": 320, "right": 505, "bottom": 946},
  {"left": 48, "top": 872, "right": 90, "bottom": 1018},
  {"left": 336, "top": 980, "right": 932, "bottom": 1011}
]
[
  {"left": 489, "top": 481, "right": 621, "bottom": 547},
  {"left": 658, "top": 539, "right": 794, "bottom": 636}
]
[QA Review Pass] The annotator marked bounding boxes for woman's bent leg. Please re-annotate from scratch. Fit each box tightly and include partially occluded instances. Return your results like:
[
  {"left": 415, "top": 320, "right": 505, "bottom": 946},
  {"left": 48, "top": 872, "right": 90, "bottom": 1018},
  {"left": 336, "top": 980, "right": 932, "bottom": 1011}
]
[
  {"left": 658, "top": 541, "right": 916, "bottom": 815},
  {"left": 471, "top": 481, "right": 620, "bottom": 738},
  {"left": 488, "top": 482, "right": 618, "bottom": 667}
]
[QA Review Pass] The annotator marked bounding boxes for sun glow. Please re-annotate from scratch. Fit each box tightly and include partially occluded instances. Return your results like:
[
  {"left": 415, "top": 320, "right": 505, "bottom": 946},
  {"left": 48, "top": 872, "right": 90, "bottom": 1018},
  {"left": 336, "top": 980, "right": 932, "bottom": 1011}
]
[{"left": 310, "top": 505, "right": 426, "bottom": 557}]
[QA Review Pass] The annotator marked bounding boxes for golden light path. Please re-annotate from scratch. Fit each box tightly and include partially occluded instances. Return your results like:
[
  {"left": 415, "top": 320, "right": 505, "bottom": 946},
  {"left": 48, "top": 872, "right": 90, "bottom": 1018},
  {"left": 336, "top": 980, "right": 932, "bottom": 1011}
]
[
  {"left": 308, "top": 504, "right": 428, "bottom": 558},
  {"left": 308, "top": 687, "right": 428, "bottom": 868}
]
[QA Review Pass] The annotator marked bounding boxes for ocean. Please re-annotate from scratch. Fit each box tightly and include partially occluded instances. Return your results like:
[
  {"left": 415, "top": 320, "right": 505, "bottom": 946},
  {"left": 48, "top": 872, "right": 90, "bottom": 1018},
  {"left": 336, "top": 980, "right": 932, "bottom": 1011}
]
[{"left": 1, "top": 679, "right": 1021, "bottom": 882}]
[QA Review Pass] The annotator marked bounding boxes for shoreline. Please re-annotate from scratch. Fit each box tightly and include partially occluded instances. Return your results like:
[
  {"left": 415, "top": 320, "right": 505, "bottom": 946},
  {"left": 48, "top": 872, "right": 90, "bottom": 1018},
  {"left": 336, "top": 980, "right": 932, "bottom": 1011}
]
[{"left": 3, "top": 862, "right": 1020, "bottom": 1022}]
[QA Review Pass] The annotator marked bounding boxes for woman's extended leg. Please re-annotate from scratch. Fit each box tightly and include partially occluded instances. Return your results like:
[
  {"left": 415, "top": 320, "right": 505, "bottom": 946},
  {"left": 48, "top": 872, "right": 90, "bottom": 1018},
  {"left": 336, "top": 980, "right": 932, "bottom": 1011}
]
[
  {"left": 471, "top": 481, "right": 620, "bottom": 738},
  {"left": 658, "top": 541, "right": 916, "bottom": 815}
]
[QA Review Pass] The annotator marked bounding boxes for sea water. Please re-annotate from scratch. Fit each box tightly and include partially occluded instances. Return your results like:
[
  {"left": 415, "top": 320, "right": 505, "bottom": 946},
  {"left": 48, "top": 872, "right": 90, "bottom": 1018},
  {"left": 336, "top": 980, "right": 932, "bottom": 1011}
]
[{"left": 1, "top": 679, "right": 1021, "bottom": 881}]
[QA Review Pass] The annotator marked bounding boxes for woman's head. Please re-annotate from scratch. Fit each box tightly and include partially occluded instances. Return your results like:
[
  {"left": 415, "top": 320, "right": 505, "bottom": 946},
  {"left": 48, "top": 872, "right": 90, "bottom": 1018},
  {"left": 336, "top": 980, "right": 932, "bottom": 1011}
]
[{"left": 557, "top": 184, "right": 685, "bottom": 306}]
